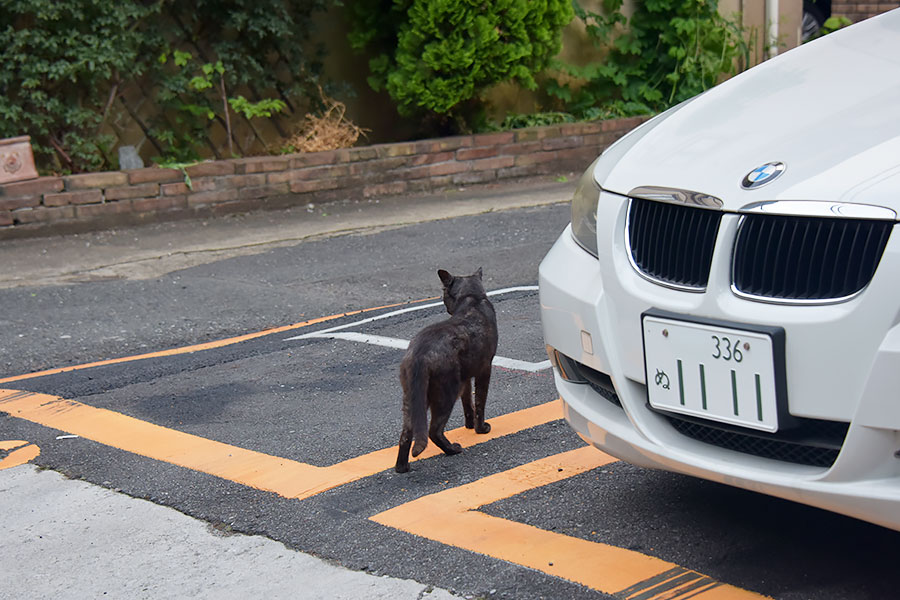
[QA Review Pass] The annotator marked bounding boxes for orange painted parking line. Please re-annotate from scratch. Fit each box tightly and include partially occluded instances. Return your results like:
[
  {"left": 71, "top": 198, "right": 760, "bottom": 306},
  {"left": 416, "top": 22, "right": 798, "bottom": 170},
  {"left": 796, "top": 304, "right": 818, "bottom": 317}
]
[
  {"left": 370, "top": 447, "right": 770, "bottom": 600},
  {"left": 0, "top": 389, "right": 331, "bottom": 496},
  {"left": 0, "top": 299, "right": 434, "bottom": 385},
  {"left": 318, "top": 399, "right": 563, "bottom": 496},
  {"left": 0, "top": 389, "right": 562, "bottom": 500},
  {"left": 0, "top": 439, "right": 40, "bottom": 470}
]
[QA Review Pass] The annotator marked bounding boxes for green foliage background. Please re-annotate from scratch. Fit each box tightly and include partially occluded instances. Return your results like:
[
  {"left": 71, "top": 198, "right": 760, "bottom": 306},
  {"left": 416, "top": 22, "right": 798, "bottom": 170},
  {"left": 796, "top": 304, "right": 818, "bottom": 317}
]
[
  {"left": 549, "top": 0, "right": 748, "bottom": 119},
  {"left": 1, "top": 0, "right": 755, "bottom": 173},
  {"left": 0, "top": 1, "right": 158, "bottom": 173},
  {"left": 0, "top": 0, "right": 329, "bottom": 174}
]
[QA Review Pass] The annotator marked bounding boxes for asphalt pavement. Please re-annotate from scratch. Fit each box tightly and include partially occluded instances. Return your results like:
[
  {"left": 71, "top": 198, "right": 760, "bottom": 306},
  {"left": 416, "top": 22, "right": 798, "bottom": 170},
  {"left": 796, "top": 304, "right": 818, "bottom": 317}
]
[
  {"left": 0, "top": 177, "right": 573, "bottom": 600},
  {"left": 5, "top": 174, "right": 897, "bottom": 600}
]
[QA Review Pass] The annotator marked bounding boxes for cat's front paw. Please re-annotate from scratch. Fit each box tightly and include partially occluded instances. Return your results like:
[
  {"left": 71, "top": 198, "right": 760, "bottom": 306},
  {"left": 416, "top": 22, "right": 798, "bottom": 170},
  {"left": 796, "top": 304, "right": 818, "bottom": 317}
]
[
  {"left": 395, "top": 463, "right": 410, "bottom": 473},
  {"left": 475, "top": 421, "right": 491, "bottom": 434},
  {"left": 448, "top": 442, "right": 463, "bottom": 454}
]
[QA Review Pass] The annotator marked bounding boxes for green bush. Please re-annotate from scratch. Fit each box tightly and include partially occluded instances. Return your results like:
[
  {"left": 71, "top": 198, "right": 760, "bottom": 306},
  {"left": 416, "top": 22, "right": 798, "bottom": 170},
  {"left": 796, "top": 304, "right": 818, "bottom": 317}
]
[
  {"left": 350, "top": 0, "right": 573, "bottom": 131},
  {"left": 550, "top": 0, "right": 748, "bottom": 118}
]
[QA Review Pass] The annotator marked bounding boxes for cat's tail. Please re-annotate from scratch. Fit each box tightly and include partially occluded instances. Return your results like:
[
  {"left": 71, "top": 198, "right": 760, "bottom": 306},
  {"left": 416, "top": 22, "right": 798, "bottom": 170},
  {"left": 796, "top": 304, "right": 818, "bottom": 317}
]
[{"left": 409, "top": 360, "right": 429, "bottom": 457}]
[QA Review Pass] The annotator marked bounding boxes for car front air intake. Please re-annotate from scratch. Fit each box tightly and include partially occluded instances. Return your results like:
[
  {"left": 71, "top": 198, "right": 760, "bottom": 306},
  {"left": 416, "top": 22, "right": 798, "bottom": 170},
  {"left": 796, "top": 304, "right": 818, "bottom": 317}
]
[
  {"left": 626, "top": 198, "right": 721, "bottom": 291},
  {"left": 732, "top": 214, "right": 893, "bottom": 302}
]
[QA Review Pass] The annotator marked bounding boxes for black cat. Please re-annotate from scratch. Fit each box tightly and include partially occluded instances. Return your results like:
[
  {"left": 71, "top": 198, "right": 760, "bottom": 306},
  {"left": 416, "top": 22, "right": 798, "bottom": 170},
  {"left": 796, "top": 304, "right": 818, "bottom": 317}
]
[{"left": 395, "top": 268, "right": 498, "bottom": 473}]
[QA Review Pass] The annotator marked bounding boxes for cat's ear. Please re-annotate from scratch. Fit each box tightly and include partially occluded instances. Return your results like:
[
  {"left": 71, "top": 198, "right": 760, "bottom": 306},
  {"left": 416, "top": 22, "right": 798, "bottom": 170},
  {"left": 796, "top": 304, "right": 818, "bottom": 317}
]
[
  {"left": 438, "top": 269, "right": 453, "bottom": 287},
  {"left": 475, "top": 267, "right": 483, "bottom": 279}
]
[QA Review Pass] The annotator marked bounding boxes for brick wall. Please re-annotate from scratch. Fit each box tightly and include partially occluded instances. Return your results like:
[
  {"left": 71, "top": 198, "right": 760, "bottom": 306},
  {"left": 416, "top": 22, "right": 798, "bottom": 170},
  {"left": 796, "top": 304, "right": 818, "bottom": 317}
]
[
  {"left": 832, "top": 2, "right": 899, "bottom": 22},
  {"left": 0, "top": 117, "right": 647, "bottom": 238}
]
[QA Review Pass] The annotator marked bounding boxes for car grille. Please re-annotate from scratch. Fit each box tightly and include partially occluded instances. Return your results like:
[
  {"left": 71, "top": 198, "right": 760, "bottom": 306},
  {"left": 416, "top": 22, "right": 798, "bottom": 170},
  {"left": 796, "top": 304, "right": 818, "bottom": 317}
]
[
  {"left": 733, "top": 214, "right": 893, "bottom": 301},
  {"left": 627, "top": 197, "right": 894, "bottom": 301},
  {"left": 662, "top": 413, "right": 849, "bottom": 468},
  {"left": 627, "top": 198, "right": 721, "bottom": 290}
]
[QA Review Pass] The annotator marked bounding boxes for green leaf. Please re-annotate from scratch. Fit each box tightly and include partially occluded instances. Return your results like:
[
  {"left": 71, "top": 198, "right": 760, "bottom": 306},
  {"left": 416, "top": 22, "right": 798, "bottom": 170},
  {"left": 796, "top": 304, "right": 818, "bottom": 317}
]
[
  {"left": 174, "top": 50, "right": 192, "bottom": 67},
  {"left": 189, "top": 76, "right": 213, "bottom": 91}
]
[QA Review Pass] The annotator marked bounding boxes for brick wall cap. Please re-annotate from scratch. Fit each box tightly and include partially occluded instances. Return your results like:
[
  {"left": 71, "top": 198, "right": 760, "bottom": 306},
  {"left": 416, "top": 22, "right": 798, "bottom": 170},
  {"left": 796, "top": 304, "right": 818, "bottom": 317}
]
[
  {"left": 184, "top": 161, "right": 235, "bottom": 177},
  {"left": 0, "top": 177, "right": 64, "bottom": 197},
  {"left": 233, "top": 156, "right": 291, "bottom": 174},
  {"left": 127, "top": 167, "right": 184, "bottom": 185},
  {"left": 64, "top": 171, "right": 128, "bottom": 190}
]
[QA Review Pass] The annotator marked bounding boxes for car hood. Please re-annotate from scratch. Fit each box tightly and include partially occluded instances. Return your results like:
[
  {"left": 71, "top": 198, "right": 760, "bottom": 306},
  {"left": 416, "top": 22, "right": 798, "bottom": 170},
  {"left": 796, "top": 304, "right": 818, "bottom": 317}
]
[{"left": 599, "top": 9, "right": 900, "bottom": 214}]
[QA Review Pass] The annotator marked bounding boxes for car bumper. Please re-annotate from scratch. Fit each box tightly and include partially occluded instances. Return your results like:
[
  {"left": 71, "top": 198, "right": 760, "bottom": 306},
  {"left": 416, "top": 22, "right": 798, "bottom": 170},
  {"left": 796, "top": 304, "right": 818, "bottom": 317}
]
[{"left": 539, "top": 214, "right": 900, "bottom": 531}]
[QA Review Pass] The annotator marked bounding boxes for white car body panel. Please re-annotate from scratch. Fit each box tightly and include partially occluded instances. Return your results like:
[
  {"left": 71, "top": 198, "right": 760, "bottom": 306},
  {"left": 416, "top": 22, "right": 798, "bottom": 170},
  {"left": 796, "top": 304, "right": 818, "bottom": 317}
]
[
  {"left": 539, "top": 9, "right": 900, "bottom": 531},
  {"left": 599, "top": 10, "right": 900, "bottom": 210}
]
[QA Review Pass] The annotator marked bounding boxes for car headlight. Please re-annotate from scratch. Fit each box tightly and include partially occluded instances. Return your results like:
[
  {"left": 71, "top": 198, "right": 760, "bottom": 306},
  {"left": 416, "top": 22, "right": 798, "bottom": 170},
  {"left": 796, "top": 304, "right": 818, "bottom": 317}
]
[
  {"left": 571, "top": 157, "right": 602, "bottom": 257},
  {"left": 569, "top": 98, "right": 702, "bottom": 257}
]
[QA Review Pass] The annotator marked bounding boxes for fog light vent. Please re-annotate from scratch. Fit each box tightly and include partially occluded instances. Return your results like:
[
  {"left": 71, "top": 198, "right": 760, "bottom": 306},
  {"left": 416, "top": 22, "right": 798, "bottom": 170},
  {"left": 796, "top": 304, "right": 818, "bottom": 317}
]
[{"left": 546, "top": 347, "right": 621, "bottom": 407}]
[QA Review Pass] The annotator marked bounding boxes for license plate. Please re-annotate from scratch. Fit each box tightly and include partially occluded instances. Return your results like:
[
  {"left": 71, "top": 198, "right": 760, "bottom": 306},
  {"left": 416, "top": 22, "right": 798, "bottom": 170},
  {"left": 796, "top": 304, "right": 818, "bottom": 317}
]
[{"left": 643, "top": 314, "right": 780, "bottom": 433}]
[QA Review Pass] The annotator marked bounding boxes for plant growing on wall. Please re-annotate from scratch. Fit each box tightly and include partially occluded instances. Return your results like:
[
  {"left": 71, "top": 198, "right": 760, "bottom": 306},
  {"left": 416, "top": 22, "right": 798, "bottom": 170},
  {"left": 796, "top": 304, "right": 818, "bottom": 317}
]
[
  {"left": 550, "top": 0, "right": 748, "bottom": 118},
  {"left": 154, "top": 51, "right": 287, "bottom": 161},
  {"left": 147, "top": 0, "right": 328, "bottom": 158},
  {"left": 0, "top": 0, "right": 329, "bottom": 174},
  {"left": 349, "top": 0, "right": 574, "bottom": 132},
  {"left": 0, "top": 0, "right": 159, "bottom": 173}
]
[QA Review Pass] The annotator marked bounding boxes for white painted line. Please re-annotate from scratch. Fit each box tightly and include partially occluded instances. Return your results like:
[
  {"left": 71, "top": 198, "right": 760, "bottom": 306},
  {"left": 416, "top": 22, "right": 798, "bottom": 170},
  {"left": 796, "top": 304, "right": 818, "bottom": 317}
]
[
  {"left": 493, "top": 357, "right": 552, "bottom": 373},
  {"left": 309, "top": 332, "right": 409, "bottom": 350},
  {"left": 301, "top": 331, "right": 551, "bottom": 373},
  {"left": 284, "top": 285, "right": 538, "bottom": 341},
  {"left": 285, "top": 302, "right": 444, "bottom": 340},
  {"left": 486, "top": 285, "right": 539, "bottom": 296}
]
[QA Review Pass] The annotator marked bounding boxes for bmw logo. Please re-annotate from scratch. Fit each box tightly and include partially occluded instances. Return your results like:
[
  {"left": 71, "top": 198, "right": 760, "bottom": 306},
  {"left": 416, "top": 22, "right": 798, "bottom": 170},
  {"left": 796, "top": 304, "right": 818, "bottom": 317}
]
[{"left": 742, "top": 162, "right": 785, "bottom": 189}]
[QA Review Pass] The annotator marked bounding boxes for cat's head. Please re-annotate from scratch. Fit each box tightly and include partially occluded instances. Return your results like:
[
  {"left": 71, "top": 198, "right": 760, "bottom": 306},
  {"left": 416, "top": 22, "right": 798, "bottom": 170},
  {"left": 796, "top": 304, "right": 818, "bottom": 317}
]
[{"left": 438, "top": 268, "right": 486, "bottom": 314}]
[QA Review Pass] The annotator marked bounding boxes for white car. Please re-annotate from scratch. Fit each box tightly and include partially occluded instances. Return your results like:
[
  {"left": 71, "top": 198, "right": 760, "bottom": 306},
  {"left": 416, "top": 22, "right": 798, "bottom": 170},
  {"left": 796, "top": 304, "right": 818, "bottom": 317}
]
[{"left": 539, "top": 9, "right": 900, "bottom": 531}]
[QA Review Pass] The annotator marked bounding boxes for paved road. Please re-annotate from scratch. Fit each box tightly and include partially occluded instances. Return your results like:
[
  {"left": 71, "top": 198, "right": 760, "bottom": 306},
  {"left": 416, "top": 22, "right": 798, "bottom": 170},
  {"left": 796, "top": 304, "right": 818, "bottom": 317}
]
[{"left": 1, "top": 179, "right": 898, "bottom": 600}]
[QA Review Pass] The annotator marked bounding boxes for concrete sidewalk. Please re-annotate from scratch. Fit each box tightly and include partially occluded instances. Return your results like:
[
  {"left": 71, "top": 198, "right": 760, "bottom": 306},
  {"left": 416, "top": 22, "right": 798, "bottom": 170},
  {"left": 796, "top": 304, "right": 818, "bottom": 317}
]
[
  {"left": 0, "top": 464, "right": 456, "bottom": 600},
  {"left": 0, "top": 178, "right": 572, "bottom": 289}
]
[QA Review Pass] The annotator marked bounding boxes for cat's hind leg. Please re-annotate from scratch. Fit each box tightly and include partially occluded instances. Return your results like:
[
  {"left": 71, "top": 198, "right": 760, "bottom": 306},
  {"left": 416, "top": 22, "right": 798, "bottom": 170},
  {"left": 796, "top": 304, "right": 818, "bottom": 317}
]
[
  {"left": 460, "top": 378, "right": 475, "bottom": 429},
  {"left": 429, "top": 381, "right": 463, "bottom": 455},
  {"left": 473, "top": 371, "right": 492, "bottom": 434},
  {"left": 395, "top": 425, "right": 413, "bottom": 473}
]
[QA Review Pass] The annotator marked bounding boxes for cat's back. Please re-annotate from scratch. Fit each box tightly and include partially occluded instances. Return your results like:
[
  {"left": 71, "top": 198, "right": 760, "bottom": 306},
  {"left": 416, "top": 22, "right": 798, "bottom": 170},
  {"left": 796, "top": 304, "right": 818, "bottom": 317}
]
[{"left": 402, "top": 316, "right": 468, "bottom": 367}]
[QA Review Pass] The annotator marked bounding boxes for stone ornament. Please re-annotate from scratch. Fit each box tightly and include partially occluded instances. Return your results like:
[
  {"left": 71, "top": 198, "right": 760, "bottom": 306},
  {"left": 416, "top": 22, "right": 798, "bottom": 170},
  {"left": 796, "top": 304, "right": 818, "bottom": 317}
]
[{"left": 0, "top": 136, "right": 39, "bottom": 184}]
